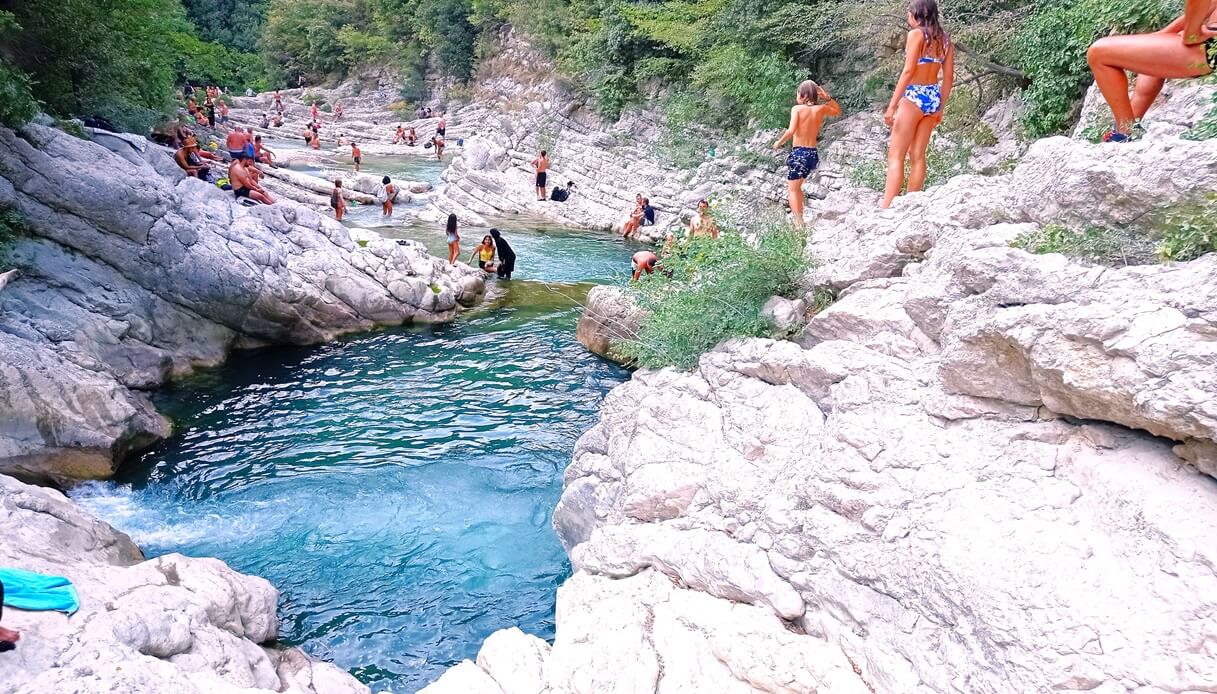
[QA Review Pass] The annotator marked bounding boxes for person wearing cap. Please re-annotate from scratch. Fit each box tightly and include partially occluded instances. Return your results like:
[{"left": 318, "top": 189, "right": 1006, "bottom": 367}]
[{"left": 174, "top": 137, "right": 218, "bottom": 179}]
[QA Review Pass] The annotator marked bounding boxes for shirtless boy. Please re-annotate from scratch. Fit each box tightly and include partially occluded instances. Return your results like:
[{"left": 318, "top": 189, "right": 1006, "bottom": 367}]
[
  {"left": 532, "top": 150, "right": 549, "bottom": 200},
  {"left": 772, "top": 80, "right": 841, "bottom": 229},
  {"left": 228, "top": 159, "right": 275, "bottom": 204}
]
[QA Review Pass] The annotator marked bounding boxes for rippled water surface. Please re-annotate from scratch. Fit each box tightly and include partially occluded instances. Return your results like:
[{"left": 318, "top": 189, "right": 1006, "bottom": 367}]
[{"left": 74, "top": 214, "right": 633, "bottom": 691}]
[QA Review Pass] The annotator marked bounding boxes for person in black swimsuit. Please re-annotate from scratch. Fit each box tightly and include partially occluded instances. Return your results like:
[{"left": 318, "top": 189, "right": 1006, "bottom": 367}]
[{"left": 1087, "top": 0, "right": 1217, "bottom": 141}]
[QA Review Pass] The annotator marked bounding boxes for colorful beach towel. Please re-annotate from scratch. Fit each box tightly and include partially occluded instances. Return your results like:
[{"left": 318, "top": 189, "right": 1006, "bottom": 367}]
[{"left": 0, "top": 567, "right": 80, "bottom": 614}]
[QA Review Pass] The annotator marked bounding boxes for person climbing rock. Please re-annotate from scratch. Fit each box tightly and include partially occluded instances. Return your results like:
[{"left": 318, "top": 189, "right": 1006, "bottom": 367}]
[
  {"left": 772, "top": 80, "right": 841, "bottom": 229},
  {"left": 490, "top": 228, "right": 516, "bottom": 279},
  {"left": 331, "top": 179, "right": 346, "bottom": 222},
  {"left": 0, "top": 579, "right": 20, "bottom": 652},
  {"left": 631, "top": 250, "right": 659, "bottom": 281},
  {"left": 881, "top": 0, "right": 954, "bottom": 209},
  {"left": 469, "top": 234, "right": 497, "bottom": 271},
  {"left": 351, "top": 142, "right": 362, "bottom": 172},
  {"left": 1086, "top": 0, "right": 1217, "bottom": 141},
  {"left": 687, "top": 199, "right": 719, "bottom": 240},
  {"left": 445, "top": 213, "right": 461, "bottom": 265},
  {"left": 379, "top": 176, "right": 398, "bottom": 217},
  {"left": 532, "top": 150, "right": 550, "bottom": 200}
]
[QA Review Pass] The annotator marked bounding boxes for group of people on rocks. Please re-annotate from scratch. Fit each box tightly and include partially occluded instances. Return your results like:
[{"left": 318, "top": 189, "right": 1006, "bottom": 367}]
[{"left": 447, "top": 215, "right": 515, "bottom": 278}]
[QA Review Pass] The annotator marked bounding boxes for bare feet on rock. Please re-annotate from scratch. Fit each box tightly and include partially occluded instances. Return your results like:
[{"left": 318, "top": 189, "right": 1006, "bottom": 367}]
[{"left": 0, "top": 625, "right": 20, "bottom": 644}]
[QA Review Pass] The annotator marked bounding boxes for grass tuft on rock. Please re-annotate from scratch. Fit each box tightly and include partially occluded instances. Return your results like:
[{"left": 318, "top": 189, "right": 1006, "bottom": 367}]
[
  {"left": 1011, "top": 223, "right": 1155, "bottom": 266},
  {"left": 620, "top": 219, "right": 811, "bottom": 371},
  {"left": 1156, "top": 195, "right": 1217, "bottom": 262},
  {"left": 0, "top": 206, "right": 30, "bottom": 261}
]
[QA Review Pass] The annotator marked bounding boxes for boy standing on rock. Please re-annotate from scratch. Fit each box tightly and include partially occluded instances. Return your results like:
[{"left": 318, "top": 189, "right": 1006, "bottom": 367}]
[
  {"left": 772, "top": 80, "right": 840, "bottom": 229},
  {"left": 532, "top": 150, "right": 549, "bottom": 201},
  {"left": 351, "top": 142, "right": 362, "bottom": 172}
]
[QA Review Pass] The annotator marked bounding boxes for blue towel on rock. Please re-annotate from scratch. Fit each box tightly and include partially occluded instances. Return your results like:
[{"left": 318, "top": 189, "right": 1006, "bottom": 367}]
[{"left": 0, "top": 567, "right": 79, "bottom": 614}]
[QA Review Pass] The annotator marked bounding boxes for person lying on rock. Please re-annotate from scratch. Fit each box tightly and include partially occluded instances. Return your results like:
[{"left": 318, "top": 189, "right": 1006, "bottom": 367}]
[
  {"left": 1087, "top": 0, "right": 1217, "bottom": 141},
  {"left": 773, "top": 80, "right": 840, "bottom": 228},
  {"left": 229, "top": 159, "right": 274, "bottom": 204},
  {"left": 175, "top": 138, "right": 218, "bottom": 180},
  {"left": 632, "top": 250, "right": 659, "bottom": 281},
  {"left": 331, "top": 179, "right": 346, "bottom": 222},
  {"left": 351, "top": 142, "right": 362, "bottom": 172},
  {"left": 469, "top": 234, "right": 497, "bottom": 271},
  {"left": 687, "top": 199, "right": 720, "bottom": 240},
  {"left": 0, "top": 579, "right": 19, "bottom": 652}
]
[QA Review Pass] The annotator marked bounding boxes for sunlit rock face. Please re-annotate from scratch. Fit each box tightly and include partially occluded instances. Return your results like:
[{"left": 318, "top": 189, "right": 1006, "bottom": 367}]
[{"left": 432, "top": 82, "right": 1217, "bottom": 693}]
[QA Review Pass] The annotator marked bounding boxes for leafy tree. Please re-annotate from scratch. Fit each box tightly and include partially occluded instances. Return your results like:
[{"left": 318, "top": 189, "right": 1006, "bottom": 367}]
[{"left": 181, "top": 0, "right": 270, "bottom": 53}]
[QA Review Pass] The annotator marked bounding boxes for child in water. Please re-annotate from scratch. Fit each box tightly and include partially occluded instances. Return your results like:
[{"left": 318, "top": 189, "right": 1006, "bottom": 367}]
[{"left": 773, "top": 80, "right": 841, "bottom": 228}]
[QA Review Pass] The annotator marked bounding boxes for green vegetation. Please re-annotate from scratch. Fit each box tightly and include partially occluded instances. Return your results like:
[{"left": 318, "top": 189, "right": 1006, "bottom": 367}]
[
  {"left": 1183, "top": 91, "right": 1217, "bottom": 141},
  {"left": 621, "top": 220, "right": 811, "bottom": 369},
  {"left": 0, "top": 2, "right": 261, "bottom": 131},
  {"left": 1011, "top": 223, "right": 1154, "bottom": 265},
  {"left": 0, "top": 206, "right": 29, "bottom": 261},
  {"left": 1156, "top": 195, "right": 1217, "bottom": 262}
]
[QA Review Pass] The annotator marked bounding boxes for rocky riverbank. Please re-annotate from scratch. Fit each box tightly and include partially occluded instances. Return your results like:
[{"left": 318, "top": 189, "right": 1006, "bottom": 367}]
[{"left": 423, "top": 84, "right": 1217, "bottom": 692}]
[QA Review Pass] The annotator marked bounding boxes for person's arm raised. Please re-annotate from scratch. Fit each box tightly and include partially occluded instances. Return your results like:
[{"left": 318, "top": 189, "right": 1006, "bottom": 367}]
[
  {"left": 773, "top": 106, "right": 798, "bottom": 150},
  {"left": 886, "top": 30, "right": 923, "bottom": 126},
  {"left": 817, "top": 88, "right": 843, "bottom": 118}
]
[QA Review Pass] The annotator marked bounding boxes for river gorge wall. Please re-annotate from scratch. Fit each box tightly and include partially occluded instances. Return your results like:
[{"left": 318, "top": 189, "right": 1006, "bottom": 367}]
[{"left": 421, "top": 82, "right": 1217, "bottom": 692}]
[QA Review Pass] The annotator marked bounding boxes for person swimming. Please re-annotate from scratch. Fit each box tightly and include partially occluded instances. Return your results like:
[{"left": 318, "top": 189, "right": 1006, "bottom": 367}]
[{"left": 881, "top": 0, "right": 954, "bottom": 209}]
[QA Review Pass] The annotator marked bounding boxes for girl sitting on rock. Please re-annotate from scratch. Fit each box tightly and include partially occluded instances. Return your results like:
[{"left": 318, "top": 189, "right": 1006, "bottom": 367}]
[
  {"left": 1086, "top": 0, "right": 1217, "bottom": 141},
  {"left": 881, "top": 0, "right": 954, "bottom": 209},
  {"left": 469, "top": 234, "right": 497, "bottom": 271}
]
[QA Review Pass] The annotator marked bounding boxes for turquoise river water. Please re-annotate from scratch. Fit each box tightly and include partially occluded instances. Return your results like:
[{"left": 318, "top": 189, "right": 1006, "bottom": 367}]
[{"left": 73, "top": 150, "right": 633, "bottom": 692}]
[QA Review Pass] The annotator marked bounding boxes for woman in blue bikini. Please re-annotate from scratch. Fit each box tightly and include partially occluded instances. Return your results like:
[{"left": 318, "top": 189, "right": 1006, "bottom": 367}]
[{"left": 882, "top": 0, "right": 954, "bottom": 209}]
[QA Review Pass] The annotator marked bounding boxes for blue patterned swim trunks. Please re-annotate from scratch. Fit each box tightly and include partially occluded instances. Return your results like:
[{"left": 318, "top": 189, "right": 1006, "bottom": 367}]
[{"left": 786, "top": 146, "right": 819, "bottom": 181}]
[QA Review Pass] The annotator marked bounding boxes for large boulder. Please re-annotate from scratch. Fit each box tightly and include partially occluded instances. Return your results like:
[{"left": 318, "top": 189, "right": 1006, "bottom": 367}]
[
  {"left": 575, "top": 285, "right": 644, "bottom": 364},
  {"left": 0, "top": 474, "right": 369, "bottom": 694}
]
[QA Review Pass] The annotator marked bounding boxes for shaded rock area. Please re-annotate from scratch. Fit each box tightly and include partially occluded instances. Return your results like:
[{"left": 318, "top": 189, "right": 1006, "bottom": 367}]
[
  {"left": 0, "top": 123, "right": 483, "bottom": 484},
  {"left": 433, "top": 83, "right": 1217, "bottom": 693},
  {"left": 0, "top": 475, "right": 369, "bottom": 694}
]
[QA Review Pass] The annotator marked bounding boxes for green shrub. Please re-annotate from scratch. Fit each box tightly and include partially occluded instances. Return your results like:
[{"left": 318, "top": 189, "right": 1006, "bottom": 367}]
[
  {"left": 1011, "top": 222, "right": 1155, "bottom": 265},
  {"left": 1156, "top": 195, "right": 1217, "bottom": 262},
  {"left": 620, "top": 220, "right": 812, "bottom": 370},
  {"left": 0, "top": 59, "right": 38, "bottom": 127},
  {"left": 1183, "top": 92, "right": 1217, "bottom": 141},
  {"left": 0, "top": 206, "right": 29, "bottom": 261}
]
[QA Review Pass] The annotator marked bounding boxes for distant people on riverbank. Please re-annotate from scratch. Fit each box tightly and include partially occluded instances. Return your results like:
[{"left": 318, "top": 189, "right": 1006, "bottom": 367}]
[
  {"left": 228, "top": 159, "right": 274, "bottom": 204},
  {"left": 772, "top": 80, "right": 840, "bottom": 228},
  {"left": 469, "top": 234, "right": 497, "bottom": 271},
  {"left": 311, "top": 102, "right": 319, "bottom": 121},
  {"left": 437, "top": 114, "right": 446, "bottom": 137},
  {"left": 331, "top": 180, "right": 346, "bottom": 222},
  {"left": 219, "top": 100, "right": 229, "bottom": 126},
  {"left": 632, "top": 250, "right": 658, "bottom": 280},
  {"left": 334, "top": 101, "right": 344, "bottom": 121},
  {"left": 174, "top": 138, "right": 218, "bottom": 180},
  {"left": 881, "top": 0, "right": 954, "bottom": 209},
  {"left": 205, "top": 97, "right": 216, "bottom": 127},
  {"left": 687, "top": 199, "right": 719, "bottom": 239},
  {"left": 226, "top": 129, "right": 248, "bottom": 160},
  {"left": 394, "top": 125, "right": 406, "bottom": 144},
  {"left": 433, "top": 136, "right": 445, "bottom": 159},
  {"left": 260, "top": 113, "right": 270, "bottom": 128},
  {"left": 273, "top": 90, "right": 283, "bottom": 111},
  {"left": 351, "top": 142, "right": 362, "bottom": 172},
  {"left": 408, "top": 126, "right": 417, "bottom": 146},
  {"left": 445, "top": 214, "right": 460, "bottom": 265},
  {"left": 379, "top": 176, "right": 398, "bottom": 217},
  {"left": 550, "top": 181, "right": 576, "bottom": 202},
  {"left": 187, "top": 97, "right": 198, "bottom": 117},
  {"left": 1086, "top": 1, "right": 1217, "bottom": 142},
  {"left": 532, "top": 150, "right": 549, "bottom": 200},
  {"left": 272, "top": 112, "right": 283, "bottom": 127},
  {"left": 490, "top": 228, "right": 515, "bottom": 279},
  {"left": 298, "top": 75, "right": 306, "bottom": 88},
  {"left": 641, "top": 198, "right": 656, "bottom": 227}
]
